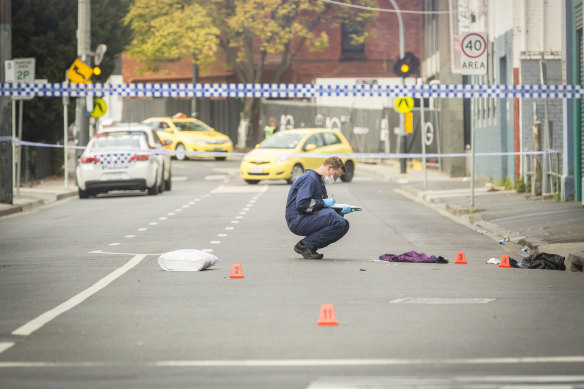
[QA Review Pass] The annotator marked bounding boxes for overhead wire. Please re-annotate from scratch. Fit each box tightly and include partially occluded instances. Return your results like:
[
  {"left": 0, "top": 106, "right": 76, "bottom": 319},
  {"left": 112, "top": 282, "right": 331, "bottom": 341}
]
[{"left": 319, "top": 0, "right": 452, "bottom": 15}]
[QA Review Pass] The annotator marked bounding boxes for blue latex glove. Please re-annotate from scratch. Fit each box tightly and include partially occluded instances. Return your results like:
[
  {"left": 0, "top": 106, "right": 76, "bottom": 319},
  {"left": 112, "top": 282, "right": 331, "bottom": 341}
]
[
  {"left": 323, "top": 198, "right": 336, "bottom": 207},
  {"left": 340, "top": 205, "right": 354, "bottom": 215}
]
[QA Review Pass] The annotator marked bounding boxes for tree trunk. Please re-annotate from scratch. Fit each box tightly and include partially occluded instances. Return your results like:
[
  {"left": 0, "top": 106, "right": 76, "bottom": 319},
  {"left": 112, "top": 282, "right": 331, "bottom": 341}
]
[{"left": 237, "top": 97, "right": 255, "bottom": 149}]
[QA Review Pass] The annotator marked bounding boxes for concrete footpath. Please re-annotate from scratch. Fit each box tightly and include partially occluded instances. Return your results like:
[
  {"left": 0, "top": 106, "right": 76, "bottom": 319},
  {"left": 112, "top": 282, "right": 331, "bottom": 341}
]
[
  {"left": 357, "top": 160, "right": 584, "bottom": 271},
  {"left": 1, "top": 161, "right": 583, "bottom": 271}
]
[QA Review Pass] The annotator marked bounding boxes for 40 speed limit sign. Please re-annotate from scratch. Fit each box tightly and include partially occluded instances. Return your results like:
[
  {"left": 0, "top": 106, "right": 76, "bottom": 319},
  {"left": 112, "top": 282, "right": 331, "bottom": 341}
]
[{"left": 460, "top": 33, "right": 487, "bottom": 75}]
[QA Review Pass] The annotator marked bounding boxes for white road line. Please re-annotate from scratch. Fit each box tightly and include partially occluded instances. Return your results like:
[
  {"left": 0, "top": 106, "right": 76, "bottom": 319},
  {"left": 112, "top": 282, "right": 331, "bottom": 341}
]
[
  {"left": 124, "top": 235, "right": 135, "bottom": 239},
  {"left": 182, "top": 205, "right": 189, "bottom": 208},
  {"left": 109, "top": 243, "right": 120, "bottom": 246},
  {"left": 2, "top": 357, "right": 584, "bottom": 369},
  {"left": 210, "top": 241, "right": 220, "bottom": 244},
  {"left": 137, "top": 228, "right": 147, "bottom": 232},
  {"left": 235, "top": 216, "right": 243, "bottom": 219},
  {"left": 149, "top": 222, "right": 158, "bottom": 225},
  {"left": 0, "top": 343, "right": 14, "bottom": 354},
  {"left": 175, "top": 209, "right": 182, "bottom": 212},
  {"left": 218, "top": 234, "right": 227, "bottom": 237},
  {"left": 202, "top": 249, "right": 214, "bottom": 253},
  {"left": 239, "top": 211, "right": 247, "bottom": 215},
  {"left": 167, "top": 213, "right": 175, "bottom": 216},
  {"left": 243, "top": 208, "right": 250, "bottom": 211},
  {"left": 225, "top": 227, "right": 234, "bottom": 230},
  {"left": 172, "top": 176, "right": 187, "bottom": 182},
  {"left": 11, "top": 254, "right": 148, "bottom": 337},
  {"left": 230, "top": 221, "right": 239, "bottom": 224}
]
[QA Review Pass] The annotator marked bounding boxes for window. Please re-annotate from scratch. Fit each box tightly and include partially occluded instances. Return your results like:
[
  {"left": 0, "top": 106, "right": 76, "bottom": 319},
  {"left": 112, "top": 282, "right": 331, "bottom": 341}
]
[
  {"left": 303, "top": 134, "right": 324, "bottom": 150},
  {"left": 341, "top": 23, "right": 365, "bottom": 60},
  {"left": 322, "top": 132, "right": 341, "bottom": 146}
]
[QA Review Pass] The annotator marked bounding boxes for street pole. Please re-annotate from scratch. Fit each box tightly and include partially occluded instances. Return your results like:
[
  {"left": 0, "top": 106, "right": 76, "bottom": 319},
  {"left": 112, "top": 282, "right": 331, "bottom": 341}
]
[
  {"left": 418, "top": 78, "right": 427, "bottom": 189},
  {"left": 0, "top": 0, "right": 12, "bottom": 204},
  {"left": 63, "top": 73, "right": 69, "bottom": 188},
  {"left": 75, "top": 0, "right": 91, "bottom": 158},
  {"left": 389, "top": 0, "right": 407, "bottom": 174}
]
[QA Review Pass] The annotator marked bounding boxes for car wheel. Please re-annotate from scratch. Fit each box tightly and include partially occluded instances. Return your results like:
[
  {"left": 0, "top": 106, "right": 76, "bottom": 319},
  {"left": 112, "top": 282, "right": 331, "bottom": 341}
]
[
  {"left": 78, "top": 189, "right": 89, "bottom": 199},
  {"left": 340, "top": 160, "right": 354, "bottom": 182},
  {"left": 147, "top": 179, "right": 159, "bottom": 195},
  {"left": 245, "top": 179, "right": 260, "bottom": 185},
  {"left": 287, "top": 164, "right": 304, "bottom": 184},
  {"left": 214, "top": 156, "right": 227, "bottom": 161},
  {"left": 175, "top": 143, "right": 186, "bottom": 161},
  {"left": 165, "top": 169, "right": 172, "bottom": 191}
]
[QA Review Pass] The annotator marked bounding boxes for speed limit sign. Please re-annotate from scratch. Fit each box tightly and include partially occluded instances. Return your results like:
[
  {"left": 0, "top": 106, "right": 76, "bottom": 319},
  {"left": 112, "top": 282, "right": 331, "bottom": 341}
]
[{"left": 460, "top": 33, "right": 487, "bottom": 75}]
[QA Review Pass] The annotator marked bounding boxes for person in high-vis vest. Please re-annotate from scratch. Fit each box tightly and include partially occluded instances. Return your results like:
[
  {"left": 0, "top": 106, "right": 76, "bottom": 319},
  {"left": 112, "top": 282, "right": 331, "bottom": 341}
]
[{"left": 264, "top": 116, "right": 279, "bottom": 139}]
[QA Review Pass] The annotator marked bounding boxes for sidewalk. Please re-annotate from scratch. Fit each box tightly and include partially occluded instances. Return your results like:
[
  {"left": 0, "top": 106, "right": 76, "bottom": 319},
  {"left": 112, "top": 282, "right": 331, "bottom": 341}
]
[
  {"left": 357, "top": 160, "right": 584, "bottom": 267},
  {"left": 0, "top": 176, "right": 77, "bottom": 218}
]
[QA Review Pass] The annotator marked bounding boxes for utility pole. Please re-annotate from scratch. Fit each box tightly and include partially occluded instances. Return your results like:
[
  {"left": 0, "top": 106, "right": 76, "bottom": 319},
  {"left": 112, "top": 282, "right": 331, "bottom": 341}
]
[
  {"left": 389, "top": 0, "right": 407, "bottom": 174},
  {"left": 0, "top": 0, "right": 12, "bottom": 204},
  {"left": 75, "top": 0, "right": 91, "bottom": 158}
]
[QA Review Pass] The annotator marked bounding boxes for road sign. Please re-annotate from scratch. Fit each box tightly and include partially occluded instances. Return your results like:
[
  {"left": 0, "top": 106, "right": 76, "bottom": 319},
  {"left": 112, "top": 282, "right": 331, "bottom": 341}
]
[
  {"left": 394, "top": 97, "right": 414, "bottom": 114},
  {"left": 90, "top": 98, "right": 107, "bottom": 118},
  {"left": 461, "top": 33, "right": 487, "bottom": 75},
  {"left": 4, "top": 58, "right": 35, "bottom": 83},
  {"left": 68, "top": 59, "right": 93, "bottom": 83}
]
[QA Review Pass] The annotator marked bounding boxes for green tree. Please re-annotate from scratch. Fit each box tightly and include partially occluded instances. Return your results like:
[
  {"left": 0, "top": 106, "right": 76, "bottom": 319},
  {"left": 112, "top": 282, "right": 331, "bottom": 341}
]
[
  {"left": 125, "top": 0, "right": 377, "bottom": 148},
  {"left": 12, "top": 0, "right": 131, "bottom": 144}
]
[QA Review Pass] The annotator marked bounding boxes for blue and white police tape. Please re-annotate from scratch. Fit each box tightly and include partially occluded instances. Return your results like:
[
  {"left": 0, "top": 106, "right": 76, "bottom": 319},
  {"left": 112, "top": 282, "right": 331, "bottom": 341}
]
[
  {"left": 1, "top": 82, "right": 584, "bottom": 99},
  {"left": 0, "top": 138, "right": 559, "bottom": 160}
]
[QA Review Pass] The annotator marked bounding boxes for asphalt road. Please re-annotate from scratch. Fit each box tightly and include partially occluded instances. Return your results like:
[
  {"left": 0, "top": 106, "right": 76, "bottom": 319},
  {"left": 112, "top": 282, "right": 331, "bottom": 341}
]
[{"left": 1, "top": 159, "right": 583, "bottom": 388}]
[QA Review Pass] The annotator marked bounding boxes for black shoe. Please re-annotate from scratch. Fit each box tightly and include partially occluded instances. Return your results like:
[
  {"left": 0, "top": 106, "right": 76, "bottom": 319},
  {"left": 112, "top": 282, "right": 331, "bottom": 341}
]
[{"left": 294, "top": 241, "right": 324, "bottom": 259}]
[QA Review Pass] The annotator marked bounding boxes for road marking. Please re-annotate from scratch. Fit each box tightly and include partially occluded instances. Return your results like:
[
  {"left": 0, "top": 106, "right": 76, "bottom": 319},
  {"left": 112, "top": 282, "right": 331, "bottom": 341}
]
[
  {"left": 202, "top": 249, "right": 214, "bottom": 253},
  {"left": 211, "top": 186, "right": 267, "bottom": 194},
  {"left": 167, "top": 213, "right": 175, "bottom": 216},
  {"left": 149, "top": 222, "right": 158, "bottom": 225},
  {"left": 11, "top": 254, "right": 148, "bottom": 337},
  {"left": 137, "top": 228, "right": 147, "bottom": 232},
  {"left": 182, "top": 205, "right": 189, "bottom": 208},
  {"left": 172, "top": 176, "right": 187, "bottom": 182},
  {"left": 239, "top": 211, "right": 247, "bottom": 215},
  {"left": 175, "top": 209, "right": 182, "bottom": 212},
  {"left": 210, "top": 241, "right": 220, "bottom": 244},
  {"left": 109, "top": 243, "right": 120, "bottom": 246},
  {"left": 2, "top": 357, "right": 584, "bottom": 369},
  {"left": 218, "top": 234, "right": 227, "bottom": 237},
  {"left": 390, "top": 298, "right": 496, "bottom": 304},
  {"left": 124, "top": 235, "right": 135, "bottom": 239},
  {"left": 188, "top": 201, "right": 194, "bottom": 205},
  {"left": 225, "top": 227, "right": 234, "bottom": 230},
  {"left": 0, "top": 343, "right": 14, "bottom": 354},
  {"left": 243, "top": 208, "right": 250, "bottom": 211},
  {"left": 235, "top": 216, "right": 243, "bottom": 219},
  {"left": 159, "top": 217, "right": 167, "bottom": 221},
  {"left": 230, "top": 221, "right": 239, "bottom": 224},
  {"left": 204, "top": 175, "right": 226, "bottom": 180}
]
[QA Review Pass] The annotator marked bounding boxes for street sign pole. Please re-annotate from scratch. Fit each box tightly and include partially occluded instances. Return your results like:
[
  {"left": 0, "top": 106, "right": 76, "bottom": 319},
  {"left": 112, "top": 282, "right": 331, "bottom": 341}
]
[
  {"left": 63, "top": 72, "right": 69, "bottom": 188},
  {"left": 418, "top": 78, "right": 428, "bottom": 190}
]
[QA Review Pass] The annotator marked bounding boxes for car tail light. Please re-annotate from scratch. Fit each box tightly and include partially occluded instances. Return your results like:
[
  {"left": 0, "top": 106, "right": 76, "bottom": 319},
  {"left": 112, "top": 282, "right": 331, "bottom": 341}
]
[
  {"left": 130, "top": 154, "right": 150, "bottom": 161},
  {"left": 81, "top": 156, "right": 99, "bottom": 163}
]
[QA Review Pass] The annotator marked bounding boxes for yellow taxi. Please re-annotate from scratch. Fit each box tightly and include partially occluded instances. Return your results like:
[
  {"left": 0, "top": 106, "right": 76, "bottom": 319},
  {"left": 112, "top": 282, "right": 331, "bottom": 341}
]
[
  {"left": 142, "top": 114, "right": 233, "bottom": 161},
  {"left": 240, "top": 128, "right": 355, "bottom": 184}
]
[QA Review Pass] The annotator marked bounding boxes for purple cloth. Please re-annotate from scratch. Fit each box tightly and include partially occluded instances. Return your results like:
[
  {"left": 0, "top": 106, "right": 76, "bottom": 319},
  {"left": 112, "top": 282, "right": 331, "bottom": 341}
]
[{"left": 379, "top": 251, "right": 448, "bottom": 263}]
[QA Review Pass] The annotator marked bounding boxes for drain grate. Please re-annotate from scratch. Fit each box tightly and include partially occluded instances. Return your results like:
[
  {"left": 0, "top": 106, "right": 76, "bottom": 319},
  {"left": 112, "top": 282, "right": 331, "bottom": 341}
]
[{"left": 390, "top": 298, "right": 496, "bottom": 304}]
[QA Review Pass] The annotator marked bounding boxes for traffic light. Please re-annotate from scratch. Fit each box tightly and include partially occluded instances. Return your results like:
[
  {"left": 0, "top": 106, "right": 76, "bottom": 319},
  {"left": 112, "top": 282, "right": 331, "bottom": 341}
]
[
  {"left": 393, "top": 52, "right": 420, "bottom": 78},
  {"left": 92, "top": 66, "right": 102, "bottom": 76}
]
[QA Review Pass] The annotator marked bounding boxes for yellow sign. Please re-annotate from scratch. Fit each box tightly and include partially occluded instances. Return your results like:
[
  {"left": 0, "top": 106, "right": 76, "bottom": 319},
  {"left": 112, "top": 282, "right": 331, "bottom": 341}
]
[
  {"left": 394, "top": 97, "right": 414, "bottom": 114},
  {"left": 90, "top": 98, "right": 107, "bottom": 118},
  {"left": 68, "top": 59, "right": 93, "bottom": 84},
  {"left": 405, "top": 112, "right": 413, "bottom": 133}
]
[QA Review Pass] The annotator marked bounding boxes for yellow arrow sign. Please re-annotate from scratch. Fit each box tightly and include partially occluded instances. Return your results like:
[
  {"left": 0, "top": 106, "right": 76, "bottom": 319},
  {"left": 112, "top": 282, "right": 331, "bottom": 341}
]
[
  {"left": 394, "top": 97, "right": 414, "bottom": 114},
  {"left": 68, "top": 59, "right": 93, "bottom": 84},
  {"left": 90, "top": 98, "right": 107, "bottom": 118}
]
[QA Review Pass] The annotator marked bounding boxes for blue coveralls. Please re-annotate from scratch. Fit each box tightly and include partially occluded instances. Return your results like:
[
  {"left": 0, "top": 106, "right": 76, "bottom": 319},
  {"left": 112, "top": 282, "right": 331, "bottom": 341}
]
[{"left": 285, "top": 169, "right": 350, "bottom": 251}]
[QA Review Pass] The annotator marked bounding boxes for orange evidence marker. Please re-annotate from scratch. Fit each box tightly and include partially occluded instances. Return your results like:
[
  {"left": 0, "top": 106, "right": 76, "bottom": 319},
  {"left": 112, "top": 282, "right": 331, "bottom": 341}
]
[
  {"left": 499, "top": 255, "right": 511, "bottom": 268},
  {"left": 230, "top": 264, "right": 244, "bottom": 278},
  {"left": 317, "top": 304, "right": 338, "bottom": 326},
  {"left": 454, "top": 252, "right": 467, "bottom": 264}
]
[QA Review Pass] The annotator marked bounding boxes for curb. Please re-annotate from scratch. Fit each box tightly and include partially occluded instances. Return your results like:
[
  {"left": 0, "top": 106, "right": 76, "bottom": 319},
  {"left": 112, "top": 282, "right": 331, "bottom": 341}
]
[{"left": 0, "top": 190, "right": 77, "bottom": 219}]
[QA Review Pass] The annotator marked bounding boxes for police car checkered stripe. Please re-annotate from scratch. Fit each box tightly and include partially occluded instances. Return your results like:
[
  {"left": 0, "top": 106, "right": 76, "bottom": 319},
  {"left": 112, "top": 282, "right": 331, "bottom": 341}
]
[{"left": 1, "top": 83, "right": 583, "bottom": 99}]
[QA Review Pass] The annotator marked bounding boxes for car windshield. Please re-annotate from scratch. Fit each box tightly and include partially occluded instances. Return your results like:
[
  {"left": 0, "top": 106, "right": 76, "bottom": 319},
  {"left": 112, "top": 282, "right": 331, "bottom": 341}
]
[
  {"left": 89, "top": 137, "right": 143, "bottom": 151},
  {"left": 174, "top": 121, "right": 212, "bottom": 132},
  {"left": 259, "top": 133, "right": 304, "bottom": 149}
]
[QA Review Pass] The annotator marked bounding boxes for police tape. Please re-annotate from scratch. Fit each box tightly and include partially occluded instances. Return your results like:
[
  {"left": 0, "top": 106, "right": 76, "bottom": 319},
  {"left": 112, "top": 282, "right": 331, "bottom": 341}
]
[
  {"left": 0, "top": 137, "right": 559, "bottom": 160},
  {"left": 1, "top": 82, "right": 584, "bottom": 99}
]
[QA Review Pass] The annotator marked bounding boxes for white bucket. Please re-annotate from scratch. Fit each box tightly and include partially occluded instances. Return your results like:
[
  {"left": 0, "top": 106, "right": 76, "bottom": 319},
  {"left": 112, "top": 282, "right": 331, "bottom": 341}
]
[{"left": 158, "top": 249, "right": 219, "bottom": 271}]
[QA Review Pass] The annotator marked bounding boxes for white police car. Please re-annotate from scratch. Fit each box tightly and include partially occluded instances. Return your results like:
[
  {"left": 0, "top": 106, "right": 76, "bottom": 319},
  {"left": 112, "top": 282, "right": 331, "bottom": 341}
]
[{"left": 76, "top": 132, "right": 164, "bottom": 198}]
